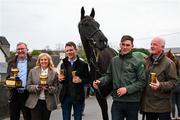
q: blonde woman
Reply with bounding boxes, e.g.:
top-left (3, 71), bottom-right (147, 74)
top-left (25, 53), bottom-right (58, 120)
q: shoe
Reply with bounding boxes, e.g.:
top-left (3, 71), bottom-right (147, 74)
top-left (171, 118), bottom-right (176, 120)
top-left (177, 117), bottom-right (180, 120)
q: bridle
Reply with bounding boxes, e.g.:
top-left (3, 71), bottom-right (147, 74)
top-left (84, 28), bottom-right (104, 77)
top-left (86, 29), bottom-right (101, 47)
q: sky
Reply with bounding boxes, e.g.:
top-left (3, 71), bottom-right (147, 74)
top-left (0, 0), bottom-right (180, 51)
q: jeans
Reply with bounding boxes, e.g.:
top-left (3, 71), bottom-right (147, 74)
top-left (111, 101), bottom-right (139, 120)
top-left (145, 112), bottom-right (171, 120)
top-left (61, 96), bottom-right (84, 120)
top-left (171, 84), bottom-right (180, 118)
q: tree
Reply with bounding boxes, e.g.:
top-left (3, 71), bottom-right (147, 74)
top-left (77, 43), bottom-right (87, 61)
top-left (30, 50), bottom-right (40, 56)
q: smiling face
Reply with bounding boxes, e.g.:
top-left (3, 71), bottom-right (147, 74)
top-left (16, 43), bottom-right (28, 60)
top-left (150, 37), bottom-right (165, 57)
top-left (39, 55), bottom-right (49, 69)
top-left (65, 45), bottom-right (77, 61)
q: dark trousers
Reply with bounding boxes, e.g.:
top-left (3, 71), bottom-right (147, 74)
top-left (171, 84), bottom-right (180, 118)
top-left (111, 101), bottom-right (139, 120)
top-left (61, 96), bottom-right (84, 120)
top-left (9, 91), bottom-right (31, 120)
top-left (31, 100), bottom-right (51, 120)
top-left (145, 112), bottom-right (171, 120)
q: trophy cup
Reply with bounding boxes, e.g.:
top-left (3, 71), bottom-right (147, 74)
top-left (72, 71), bottom-right (76, 78)
top-left (150, 72), bottom-right (157, 83)
top-left (60, 69), bottom-right (64, 76)
top-left (5, 68), bottom-right (22, 88)
top-left (39, 74), bottom-right (48, 87)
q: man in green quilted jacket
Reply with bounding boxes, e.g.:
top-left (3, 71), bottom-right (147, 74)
top-left (93, 35), bottom-right (146, 120)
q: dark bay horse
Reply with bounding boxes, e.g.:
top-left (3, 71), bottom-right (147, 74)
top-left (78, 7), bottom-right (117, 120)
top-left (166, 49), bottom-right (180, 119)
top-left (166, 49), bottom-right (180, 76)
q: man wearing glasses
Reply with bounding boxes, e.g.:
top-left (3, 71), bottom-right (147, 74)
top-left (6, 42), bottom-right (36, 120)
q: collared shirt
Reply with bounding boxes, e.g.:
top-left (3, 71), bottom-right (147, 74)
top-left (17, 58), bottom-right (27, 89)
top-left (41, 68), bottom-right (48, 75)
top-left (68, 57), bottom-right (77, 66)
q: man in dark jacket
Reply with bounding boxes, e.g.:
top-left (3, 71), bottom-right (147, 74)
top-left (59, 41), bottom-right (89, 120)
top-left (93, 35), bottom-right (146, 120)
top-left (141, 37), bottom-right (178, 120)
top-left (6, 42), bottom-right (36, 120)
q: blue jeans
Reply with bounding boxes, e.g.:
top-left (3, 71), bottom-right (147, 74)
top-left (111, 101), bottom-right (139, 120)
top-left (61, 96), bottom-right (84, 120)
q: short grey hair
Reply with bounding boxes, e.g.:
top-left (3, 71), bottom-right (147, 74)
top-left (16, 42), bottom-right (28, 48)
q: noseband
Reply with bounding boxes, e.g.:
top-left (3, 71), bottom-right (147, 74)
top-left (87, 29), bottom-right (101, 47)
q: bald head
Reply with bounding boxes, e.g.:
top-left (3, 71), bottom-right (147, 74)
top-left (150, 36), bottom-right (165, 56)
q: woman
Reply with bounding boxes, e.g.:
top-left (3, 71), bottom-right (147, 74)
top-left (25, 53), bottom-right (58, 120)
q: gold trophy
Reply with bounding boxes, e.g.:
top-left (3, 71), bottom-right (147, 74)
top-left (72, 71), bottom-right (76, 78)
top-left (39, 74), bottom-right (48, 86)
top-left (60, 69), bottom-right (64, 76)
top-left (150, 72), bottom-right (157, 83)
top-left (5, 68), bottom-right (22, 88)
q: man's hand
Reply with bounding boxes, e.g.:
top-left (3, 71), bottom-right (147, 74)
top-left (93, 80), bottom-right (101, 89)
top-left (58, 74), bottom-right (65, 81)
top-left (149, 79), bottom-right (160, 90)
top-left (72, 76), bottom-right (82, 83)
top-left (117, 87), bottom-right (127, 96)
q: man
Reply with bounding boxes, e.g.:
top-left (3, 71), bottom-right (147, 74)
top-left (59, 41), bottom-right (89, 120)
top-left (93, 35), bottom-right (146, 120)
top-left (141, 37), bottom-right (178, 120)
top-left (6, 42), bottom-right (36, 120)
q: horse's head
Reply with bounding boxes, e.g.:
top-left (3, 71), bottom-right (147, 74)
top-left (78, 7), bottom-right (108, 50)
top-left (166, 49), bottom-right (180, 76)
top-left (166, 49), bottom-right (177, 63)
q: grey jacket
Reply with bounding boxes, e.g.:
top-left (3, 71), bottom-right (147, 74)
top-left (25, 68), bottom-right (58, 111)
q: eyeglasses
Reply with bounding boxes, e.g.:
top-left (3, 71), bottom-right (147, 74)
top-left (16, 48), bottom-right (27, 51)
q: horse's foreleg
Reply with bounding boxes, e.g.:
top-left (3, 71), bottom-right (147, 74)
top-left (95, 90), bottom-right (109, 120)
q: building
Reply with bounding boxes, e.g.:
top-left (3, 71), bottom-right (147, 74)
top-left (0, 36), bottom-right (10, 119)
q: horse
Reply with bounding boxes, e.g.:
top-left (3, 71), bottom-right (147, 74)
top-left (166, 49), bottom-right (180, 119)
top-left (166, 49), bottom-right (180, 76)
top-left (78, 7), bottom-right (117, 120)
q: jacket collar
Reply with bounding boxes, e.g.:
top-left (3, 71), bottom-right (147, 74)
top-left (63, 56), bottom-right (80, 63)
top-left (119, 50), bottom-right (133, 58)
top-left (148, 52), bottom-right (165, 65)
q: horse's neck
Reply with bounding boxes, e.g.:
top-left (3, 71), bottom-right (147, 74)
top-left (81, 39), bottom-right (96, 64)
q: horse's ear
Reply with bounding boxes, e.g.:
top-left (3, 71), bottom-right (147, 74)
top-left (81, 6), bottom-right (85, 20)
top-left (90, 8), bottom-right (95, 18)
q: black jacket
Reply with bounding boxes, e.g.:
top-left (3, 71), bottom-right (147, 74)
top-left (59, 56), bottom-right (90, 103)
